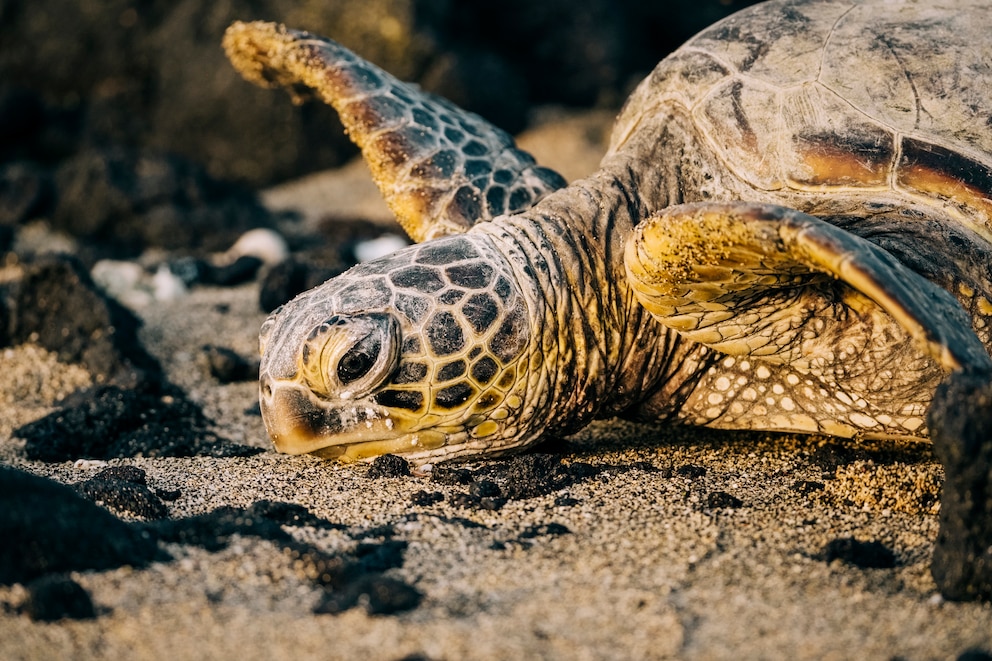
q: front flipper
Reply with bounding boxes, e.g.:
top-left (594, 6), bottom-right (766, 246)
top-left (625, 201), bottom-right (992, 374)
top-left (223, 21), bottom-right (566, 242)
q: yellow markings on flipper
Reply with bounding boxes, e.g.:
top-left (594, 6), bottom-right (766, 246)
top-left (979, 297), bottom-right (992, 316)
top-left (628, 201), bottom-right (992, 375)
top-left (471, 421), bottom-right (500, 438)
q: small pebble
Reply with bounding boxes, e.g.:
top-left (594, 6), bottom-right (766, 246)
top-left (366, 454), bottom-right (411, 479)
top-left (201, 345), bottom-right (257, 383)
top-left (353, 234), bottom-right (408, 262)
top-left (820, 537), bottom-right (896, 569)
top-left (705, 491), bottom-right (743, 509)
top-left (23, 575), bottom-right (97, 622)
top-left (223, 228), bottom-right (289, 265)
top-left (151, 264), bottom-right (187, 301)
top-left (410, 491), bottom-right (444, 506)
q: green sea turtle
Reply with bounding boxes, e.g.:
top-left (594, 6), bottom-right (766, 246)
top-left (224, 0), bottom-right (992, 599)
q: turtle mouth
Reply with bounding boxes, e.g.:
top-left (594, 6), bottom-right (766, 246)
top-left (260, 381), bottom-right (400, 454)
top-left (260, 378), bottom-right (459, 461)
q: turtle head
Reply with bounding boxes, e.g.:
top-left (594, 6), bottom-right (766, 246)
top-left (258, 235), bottom-right (536, 464)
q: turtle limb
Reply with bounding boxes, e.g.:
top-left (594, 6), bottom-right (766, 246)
top-left (624, 201), bottom-right (992, 375)
top-left (223, 21), bottom-right (566, 242)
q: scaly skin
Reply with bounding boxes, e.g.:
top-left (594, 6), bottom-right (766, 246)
top-left (227, 4), bottom-right (992, 460)
top-left (226, 0), bottom-right (992, 600)
top-left (256, 167), bottom-right (685, 463)
top-left (223, 21), bottom-right (565, 242)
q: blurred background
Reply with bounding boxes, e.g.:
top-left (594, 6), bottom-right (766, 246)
top-left (1, 0), bottom-right (761, 186)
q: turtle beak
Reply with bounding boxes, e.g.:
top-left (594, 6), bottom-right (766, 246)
top-left (259, 378), bottom-right (344, 455)
top-left (259, 373), bottom-right (405, 456)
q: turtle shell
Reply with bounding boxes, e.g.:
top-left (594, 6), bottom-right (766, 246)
top-left (611, 0), bottom-right (992, 241)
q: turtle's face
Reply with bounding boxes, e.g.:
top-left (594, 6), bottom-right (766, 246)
top-left (258, 235), bottom-right (534, 463)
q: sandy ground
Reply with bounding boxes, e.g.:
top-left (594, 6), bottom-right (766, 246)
top-left (2, 110), bottom-right (991, 660)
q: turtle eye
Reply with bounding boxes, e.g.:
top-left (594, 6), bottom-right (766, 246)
top-left (337, 331), bottom-right (382, 384)
top-left (307, 312), bottom-right (400, 398)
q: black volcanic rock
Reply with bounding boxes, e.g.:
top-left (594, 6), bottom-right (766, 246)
top-left (0, 254), bottom-right (160, 386)
top-left (928, 370), bottom-right (992, 601)
top-left (0, 467), bottom-right (163, 586)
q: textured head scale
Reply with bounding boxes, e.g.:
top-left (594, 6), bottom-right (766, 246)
top-left (258, 235), bottom-right (534, 462)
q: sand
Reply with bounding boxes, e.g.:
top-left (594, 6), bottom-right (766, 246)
top-left (1, 110), bottom-right (991, 661)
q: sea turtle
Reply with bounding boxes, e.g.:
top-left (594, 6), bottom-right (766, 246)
top-left (223, 0), bottom-right (992, 599)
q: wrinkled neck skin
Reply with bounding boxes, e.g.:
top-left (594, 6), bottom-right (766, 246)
top-left (476, 150), bottom-right (704, 441)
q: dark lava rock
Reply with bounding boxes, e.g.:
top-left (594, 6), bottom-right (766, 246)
top-left (354, 540), bottom-right (408, 574)
top-left (410, 490), bottom-right (444, 506)
top-left (820, 537), bottom-right (897, 569)
top-left (436, 454), bottom-right (606, 508)
top-left (469, 479), bottom-right (502, 499)
top-left (353, 522), bottom-right (399, 540)
top-left (0, 466), bottom-right (162, 585)
top-left (0, 161), bottom-right (52, 226)
top-left (93, 465), bottom-right (149, 485)
top-left (958, 650), bottom-right (992, 661)
top-left (74, 472), bottom-right (170, 520)
top-left (448, 493), bottom-right (481, 509)
top-left (0, 253), bottom-right (160, 385)
top-left (52, 148), bottom-right (272, 262)
top-left (448, 492), bottom-right (506, 512)
top-left (2, 473), bottom-right (419, 616)
top-left (810, 443), bottom-right (868, 472)
top-left (156, 488), bottom-right (182, 501)
top-left (450, 0), bottom-right (626, 109)
top-left (429, 466), bottom-right (474, 486)
top-left (314, 574), bottom-right (422, 616)
top-left (473, 453), bottom-right (589, 500)
top-left (258, 257), bottom-right (344, 313)
top-left (15, 381), bottom-right (261, 461)
top-left (491, 522), bottom-right (571, 551)
top-left (170, 255), bottom-right (264, 288)
top-left (208, 255), bottom-right (265, 286)
top-left (928, 370), bottom-right (992, 601)
top-left (792, 480), bottom-right (825, 495)
top-left (0, 225), bottom-right (12, 253)
top-left (705, 491), bottom-right (743, 509)
top-left (519, 523), bottom-right (570, 539)
top-left (201, 344), bottom-right (257, 383)
top-left (554, 494), bottom-right (580, 507)
top-left (675, 464), bottom-right (707, 479)
top-left (465, 479), bottom-right (507, 510)
top-left (367, 454), bottom-right (412, 479)
top-left (23, 575), bottom-right (97, 622)
top-left (249, 500), bottom-right (347, 531)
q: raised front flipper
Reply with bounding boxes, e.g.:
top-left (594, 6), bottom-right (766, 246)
top-left (223, 21), bottom-right (566, 242)
top-left (625, 202), bottom-right (992, 375)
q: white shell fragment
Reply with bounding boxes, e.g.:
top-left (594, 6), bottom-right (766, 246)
top-left (222, 228), bottom-right (289, 266)
top-left (353, 234), bottom-right (409, 263)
